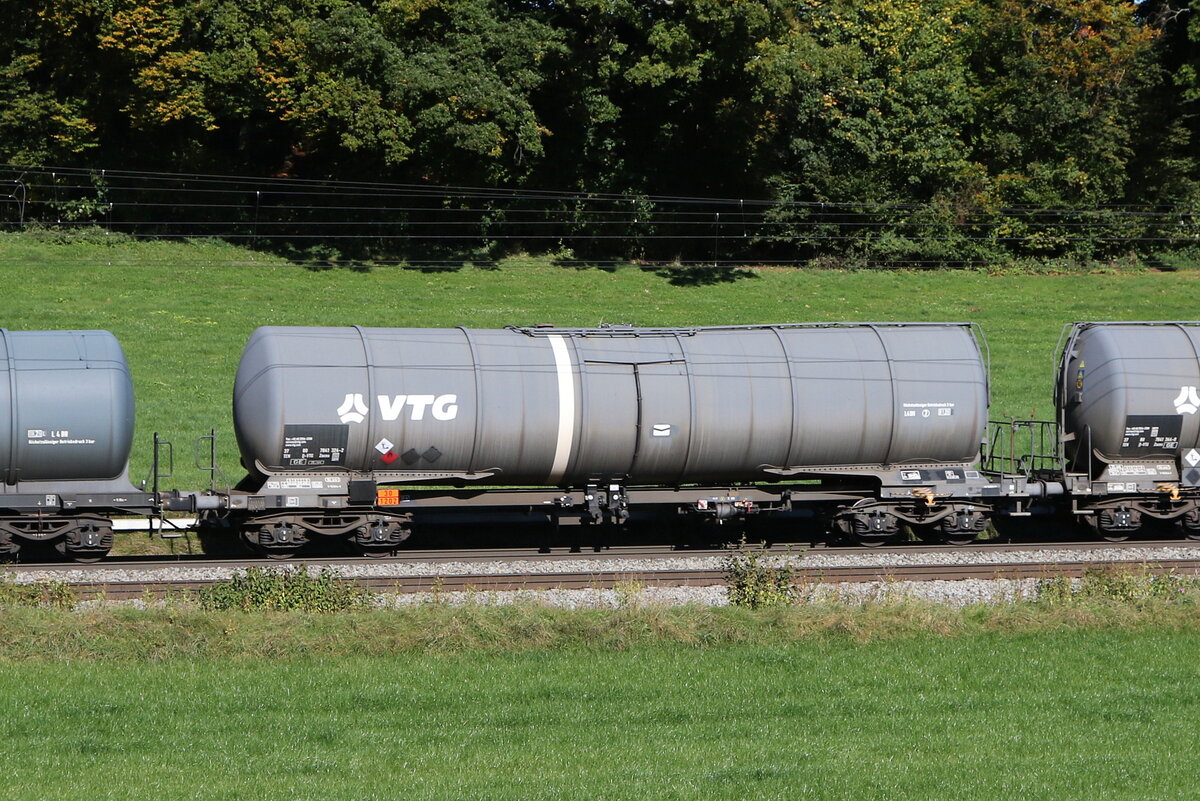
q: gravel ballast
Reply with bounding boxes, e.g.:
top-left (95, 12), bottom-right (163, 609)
top-left (375, 578), bottom-right (1045, 609)
top-left (8, 544), bottom-right (1200, 585)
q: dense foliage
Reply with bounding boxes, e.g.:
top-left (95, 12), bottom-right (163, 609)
top-left (2, 0), bottom-right (1198, 263)
top-left (197, 567), bottom-right (368, 612)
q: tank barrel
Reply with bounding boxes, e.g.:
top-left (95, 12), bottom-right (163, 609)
top-left (233, 323), bottom-right (989, 487)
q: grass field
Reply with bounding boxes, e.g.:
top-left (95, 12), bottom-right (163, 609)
top-left (0, 628), bottom-right (1197, 800)
top-left (4, 233), bottom-right (1200, 491)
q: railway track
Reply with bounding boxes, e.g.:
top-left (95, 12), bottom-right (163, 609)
top-left (60, 560), bottom-right (1200, 601)
top-left (11, 539), bottom-right (1200, 601)
top-left (14, 536), bottom-right (1200, 572)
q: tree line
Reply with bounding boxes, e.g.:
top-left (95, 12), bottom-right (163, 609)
top-left (3, 0), bottom-right (1198, 265)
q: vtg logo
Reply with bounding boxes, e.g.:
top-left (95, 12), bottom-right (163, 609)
top-left (1174, 386), bottom-right (1200, 415)
top-left (336, 394), bottom-right (369, 423)
top-left (337, 393), bottom-right (459, 423)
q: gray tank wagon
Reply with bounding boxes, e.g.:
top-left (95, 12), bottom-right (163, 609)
top-left (0, 329), bottom-right (156, 559)
top-left (219, 323), bottom-right (1001, 555)
top-left (1054, 321), bottom-right (1200, 539)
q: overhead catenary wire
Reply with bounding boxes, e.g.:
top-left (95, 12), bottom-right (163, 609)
top-left (1, 163), bottom-right (1196, 269)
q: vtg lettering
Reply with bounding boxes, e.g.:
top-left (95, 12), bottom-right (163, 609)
top-left (377, 394), bottom-right (458, 421)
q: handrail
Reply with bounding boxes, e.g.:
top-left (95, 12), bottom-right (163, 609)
top-left (983, 419), bottom-right (1059, 476)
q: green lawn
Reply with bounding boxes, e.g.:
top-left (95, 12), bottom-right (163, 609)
top-left (0, 631), bottom-right (1196, 800)
top-left (4, 234), bottom-right (1199, 491)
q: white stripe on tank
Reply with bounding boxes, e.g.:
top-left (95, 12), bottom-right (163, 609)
top-left (547, 334), bottom-right (575, 484)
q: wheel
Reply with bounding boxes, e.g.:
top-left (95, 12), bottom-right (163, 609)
top-left (843, 510), bottom-right (899, 547)
top-left (937, 510), bottom-right (985, 546)
top-left (0, 537), bottom-right (20, 562)
top-left (262, 550), bottom-right (297, 560)
top-left (243, 525), bottom-right (303, 560)
top-left (1097, 508), bottom-right (1139, 541)
top-left (1175, 512), bottom-right (1200, 541)
top-left (54, 526), bottom-right (112, 563)
top-left (350, 520), bottom-right (409, 555)
top-left (1082, 511), bottom-right (1136, 543)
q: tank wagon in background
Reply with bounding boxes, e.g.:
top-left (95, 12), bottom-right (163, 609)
top-left (1046, 322), bottom-right (1200, 540)
top-left (5, 320), bottom-right (1200, 561)
top-left (0, 329), bottom-right (157, 560)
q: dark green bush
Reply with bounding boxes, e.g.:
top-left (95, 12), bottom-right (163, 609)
top-left (1037, 566), bottom-right (1200, 606)
top-left (723, 541), bottom-right (798, 609)
top-left (0, 575), bottom-right (75, 608)
top-left (197, 567), bottom-right (367, 613)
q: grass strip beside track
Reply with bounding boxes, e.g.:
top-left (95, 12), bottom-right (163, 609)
top-left (0, 623), bottom-right (1197, 800)
top-left (1, 600), bottom-right (1200, 658)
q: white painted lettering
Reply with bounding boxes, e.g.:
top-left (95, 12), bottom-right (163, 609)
top-left (432, 394), bottom-right (459, 421)
top-left (406, 394), bottom-right (436, 420)
top-left (366, 393), bottom-right (461, 422)
top-left (377, 395), bottom-right (408, 421)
